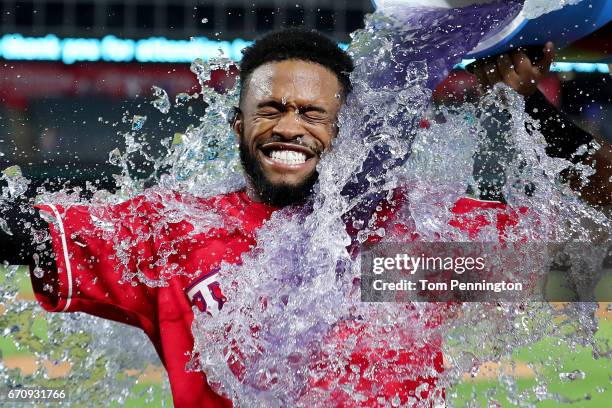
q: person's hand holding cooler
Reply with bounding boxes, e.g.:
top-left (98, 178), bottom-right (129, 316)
top-left (469, 42), bottom-right (555, 97)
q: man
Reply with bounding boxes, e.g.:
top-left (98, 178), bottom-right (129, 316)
top-left (0, 28), bottom-right (610, 407)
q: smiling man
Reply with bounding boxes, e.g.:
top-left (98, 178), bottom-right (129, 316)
top-left (1, 27), bottom-right (611, 407)
top-left (233, 32), bottom-right (352, 206)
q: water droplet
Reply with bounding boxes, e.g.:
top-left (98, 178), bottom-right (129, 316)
top-left (151, 86), bottom-right (171, 114)
top-left (108, 148), bottom-right (122, 165)
top-left (33, 267), bottom-right (44, 278)
top-left (559, 369), bottom-right (586, 381)
top-left (131, 115), bottom-right (147, 131)
top-left (175, 92), bottom-right (192, 106)
top-left (172, 133), bottom-right (184, 146)
top-left (2, 165), bottom-right (22, 178)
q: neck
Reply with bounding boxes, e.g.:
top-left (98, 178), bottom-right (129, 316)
top-left (245, 179), bottom-right (264, 203)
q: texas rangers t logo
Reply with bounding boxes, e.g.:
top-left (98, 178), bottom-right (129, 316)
top-left (185, 268), bottom-right (227, 316)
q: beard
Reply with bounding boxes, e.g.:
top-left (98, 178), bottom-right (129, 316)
top-left (239, 136), bottom-right (319, 207)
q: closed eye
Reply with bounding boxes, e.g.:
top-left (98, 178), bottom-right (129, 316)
top-left (302, 111), bottom-right (328, 121)
top-left (257, 108), bottom-right (282, 118)
top-left (301, 112), bottom-right (333, 126)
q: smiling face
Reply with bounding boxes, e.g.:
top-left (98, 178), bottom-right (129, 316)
top-left (233, 59), bottom-right (344, 206)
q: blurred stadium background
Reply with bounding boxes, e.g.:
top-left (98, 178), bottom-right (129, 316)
top-left (0, 0), bottom-right (610, 197)
top-left (0, 2), bottom-right (610, 406)
top-left (0, 0), bottom-right (374, 192)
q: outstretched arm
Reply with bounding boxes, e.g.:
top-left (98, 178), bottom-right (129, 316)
top-left (471, 42), bottom-right (612, 206)
top-left (525, 90), bottom-right (612, 206)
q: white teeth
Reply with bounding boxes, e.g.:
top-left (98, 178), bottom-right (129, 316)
top-left (269, 150), bottom-right (307, 165)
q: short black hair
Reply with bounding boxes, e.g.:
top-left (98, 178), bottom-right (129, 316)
top-left (238, 28), bottom-right (354, 106)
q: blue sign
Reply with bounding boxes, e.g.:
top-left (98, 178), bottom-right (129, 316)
top-left (0, 33), bottom-right (608, 74)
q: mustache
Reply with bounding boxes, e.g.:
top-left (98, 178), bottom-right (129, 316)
top-left (239, 136), bottom-right (319, 206)
top-left (258, 135), bottom-right (323, 157)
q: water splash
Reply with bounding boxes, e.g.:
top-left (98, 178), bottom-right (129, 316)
top-left (131, 114), bottom-right (147, 131)
top-left (522, 0), bottom-right (584, 19)
top-left (151, 86), bottom-right (171, 115)
top-left (187, 4), bottom-right (608, 408)
top-left (1, 0), bottom-right (609, 406)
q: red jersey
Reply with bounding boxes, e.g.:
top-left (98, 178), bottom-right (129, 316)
top-left (30, 188), bottom-right (524, 407)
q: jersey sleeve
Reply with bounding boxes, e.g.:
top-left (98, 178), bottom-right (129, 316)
top-left (30, 195), bottom-right (163, 334)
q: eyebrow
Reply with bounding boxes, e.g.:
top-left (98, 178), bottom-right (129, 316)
top-left (256, 99), bottom-right (328, 114)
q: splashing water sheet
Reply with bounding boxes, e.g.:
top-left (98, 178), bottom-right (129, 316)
top-left (1, 0), bottom-right (610, 407)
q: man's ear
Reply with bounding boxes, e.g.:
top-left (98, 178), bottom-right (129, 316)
top-left (231, 107), bottom-right (243, 141)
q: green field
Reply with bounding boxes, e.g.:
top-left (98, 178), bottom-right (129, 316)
top-left (451, 319), bottom-right (611, 407)
top-left (1, 266), bottom-right (610, 407)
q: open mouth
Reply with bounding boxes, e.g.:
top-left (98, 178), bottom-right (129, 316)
top-left (259, 142), bottom-right (317, 166)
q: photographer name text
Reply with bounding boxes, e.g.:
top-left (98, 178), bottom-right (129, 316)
top-left (370, 254), bottom-right (523, 293)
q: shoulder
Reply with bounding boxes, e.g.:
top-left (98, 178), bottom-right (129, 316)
top-left (375, 189), bottom-right (531, 240)
top-left (35, 188), bottom-right (238, 237)
top-left (121, 188), bottom-right (257, 239)
top-left (97, 188), bottom-right (240, 220)
top-left (448, 197), bottom-right (530, 239)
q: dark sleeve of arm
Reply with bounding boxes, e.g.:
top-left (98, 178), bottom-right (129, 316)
top-left (0, 198), bottom-right (51, 266)
top-left (525, 90), bottom-right (595, 163)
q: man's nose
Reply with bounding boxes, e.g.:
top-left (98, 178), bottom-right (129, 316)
top-left (272, 111), bottom-right (304, 140)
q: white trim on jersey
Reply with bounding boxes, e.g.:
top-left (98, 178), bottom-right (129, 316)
top-left (46, 204), bottom-right (73, 312)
